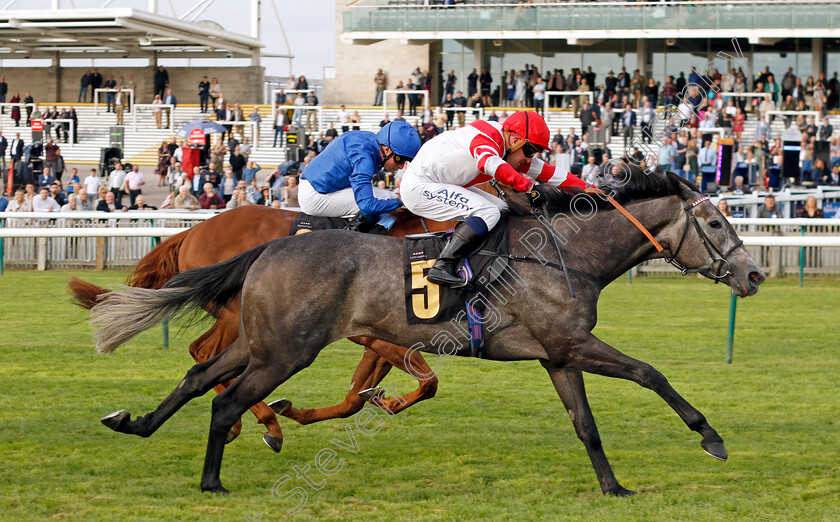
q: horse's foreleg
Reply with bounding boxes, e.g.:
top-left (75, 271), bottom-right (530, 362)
top-left (566, 334), bottom-right (727, 461)
top-left (190, 308), bottom-right (284, 447)
top-left (363, 337), bottom-right (438, 415)
top-left (279, 347), bottom-right (389, 425)
top-left (541, 361), bottom-right (635, 496)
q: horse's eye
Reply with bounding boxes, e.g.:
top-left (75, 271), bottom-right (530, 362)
top-left (709, 220), bottom-right (722, 229)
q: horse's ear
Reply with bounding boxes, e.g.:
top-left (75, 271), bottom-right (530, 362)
top-left (666, 171), bottom-right (697, 201)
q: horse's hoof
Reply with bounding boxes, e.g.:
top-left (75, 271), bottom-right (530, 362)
top-left (225, 429), bottom-right (239, 445)
top-left (101, 409), bottom-right (130, 432)
top-left (263, 433), bottom-right (284, 454)
top-left (701, 440), bottom-right (728, 461)
top-left (358, 387), bottom-right (382, 402)
top-left (606, 486), bottom-right (637, 497)
top-left (268, 398), bottom-right (292, 415)
top-left (201, 483), bottom-right (230, 495)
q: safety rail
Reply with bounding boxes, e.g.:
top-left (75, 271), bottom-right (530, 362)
top-left (39, 119), bottom-right (76, 146)
top-left (132, 104), bottom-right (176, 133)
top-left (93, 88), bottom-right (135, 116)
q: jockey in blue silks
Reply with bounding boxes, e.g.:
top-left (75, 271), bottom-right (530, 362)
top-left (298, 121), bottom-right (422, 233)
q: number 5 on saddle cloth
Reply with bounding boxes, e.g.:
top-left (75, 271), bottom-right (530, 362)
top-left (403, 218), bottom-right (514, 358)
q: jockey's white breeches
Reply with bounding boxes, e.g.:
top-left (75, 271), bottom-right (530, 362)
top-left (298, 179), bottom-right (398, 218)
top-left (400, 169), bottom-right (508, 229)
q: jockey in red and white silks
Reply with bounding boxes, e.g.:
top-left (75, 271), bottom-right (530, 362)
top-left (400, 110), bottom-right (586, 287)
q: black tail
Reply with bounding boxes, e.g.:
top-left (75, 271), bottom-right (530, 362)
top-left (162, 242), bottom-right (272, 318)
top-left (90, 242), bottom-right (272, 353)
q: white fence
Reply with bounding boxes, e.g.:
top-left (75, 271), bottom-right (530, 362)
top-left (0, 211), bottom-right (220, 271)
top-left (2, 211), bottom-right (840, 276)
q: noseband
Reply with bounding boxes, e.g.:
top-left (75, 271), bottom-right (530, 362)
top-left (662, 196), bottom-right (744, 281)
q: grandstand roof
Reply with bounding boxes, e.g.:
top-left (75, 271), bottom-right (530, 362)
top-left (0, 8), bottom-right (273, 59)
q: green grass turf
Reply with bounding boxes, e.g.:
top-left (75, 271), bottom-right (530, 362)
top-left (1, 270), bottom-right (839, 521)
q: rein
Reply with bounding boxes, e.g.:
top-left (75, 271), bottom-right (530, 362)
top-left (585, 187), bottom-right (742, 281)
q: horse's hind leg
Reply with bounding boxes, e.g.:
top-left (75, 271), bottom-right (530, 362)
top-left (102, 338), bottom-right (249, 438)
top-left (190, 306), bottom-right (284, 447)
top-left (202, 358), bottom-right (311, 494)
top-left (541, 361), bottom-right (635, 496)
top-left (363, 337), bottom-right (438, 415)
top-left (278, 346), bottom-right (391, 425)
top-left (567, 334), bottom-right (727, 460)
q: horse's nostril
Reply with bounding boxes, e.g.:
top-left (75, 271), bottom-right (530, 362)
top-left (749, 271), bottom-right (764, 282)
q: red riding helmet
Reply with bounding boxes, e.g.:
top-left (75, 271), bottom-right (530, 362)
top-left (502, 110), bottom-right (550, 153)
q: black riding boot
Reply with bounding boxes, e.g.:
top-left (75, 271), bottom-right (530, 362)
top-left (345, 213), bottom-right (388, 235)
top-left (427, 224), bottom-right (484, 288)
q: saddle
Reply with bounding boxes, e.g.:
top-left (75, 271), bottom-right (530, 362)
top-left (402, 215), bottom-right (513, 357)
top-left (288, 208), bottom-right (417, 236)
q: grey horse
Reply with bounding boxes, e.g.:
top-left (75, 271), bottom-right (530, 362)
top-left (91, 169), bottom-right (765, 495)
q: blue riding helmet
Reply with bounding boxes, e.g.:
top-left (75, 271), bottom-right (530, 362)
top-left (377, 121), bottom-right (422, 162)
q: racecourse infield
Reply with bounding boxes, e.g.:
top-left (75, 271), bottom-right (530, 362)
top-left (1, 270), bottom-right (838, 521)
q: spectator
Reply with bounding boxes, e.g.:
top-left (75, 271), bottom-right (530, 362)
top-left (173, 185), bottom-right (200, 210)
top-left (78, 71), bottom-right (91, 103)
top-left (579, 99), bottom-right (597, 138)
top-left (96, 190), bottom-right (124, 212)
top-left (7, 189), bottom-right (31, 212)
top-left (229, 145), bottom-right (246, 179)
top-left (479, 66), bottom-right (493, 106)
top-left (0, 192), bottom-right (6, 212)
top-left (90, 68), bottom-right (103, 98)
top-left (225, 188), bottom-right (251, 209)
top-left (394, 80), bottom-right (406, 113)
top-left (108, 162), bottom-right (126, 205)
top-left (728, 175), bottom-right (747, 195)
top-left (532, 77), bottom-right (546, 114)
top-left (249, 106), bottom-right (263, 142)
top-left (824, 164), bottom-right (840, 185)
top-left (82, 168), bottom-right (100, 194)
top-left (442, 93), bottom-right (455, 130)
top-left (163, 88), bottom-right (177, 127)
top-left (209, 78), bottom-right (222, 108)
top-left (581, 155), bottom-right (601, 186)
top-left (125, 164), bottom-right (146, 206)
top-left (281, 175), bottom-right (299, 208)
top-left (219, 169), bottom-right (237, 202)
top-left (103, 75), bottom-right (117, 112)
top-left (717, 199), bottom-right (733, 217)
top-left (699, 140), bottom-right (716, 170)
top-left (114, 87), bottom-right (128, 125)
top-left (0, 130), bottom-right (6, 174)
top-left (32, 186), bottom-right (60, 212)
top-left (154, 65), bottom-right (169, 99)
top-left (10, 92), bottom-right (20, 127)
top-left (198, 76), bottom-right (210, 113)
top-left (215, 92), bottom-right (227, 121)
top-left (67, 107), bottom-right (79, 143)
top-left (49, 182), bottom-right (66, 206)
top-left (639, 100), bottom-right (655, 144)
top-left (454, 91), bottom-right (468, 127)
top-left (61, 193), bottom-right (81, 212)
top-left (796, 195), bottom-right (823, 218)
top-left (620, 104), bottom-right (636, 147)
top-left (757, 194), bottom-right (782, 218)
top-left (38, 167), bottom-right (55, 189)
top-left (336, 104), bottom-right (350, 133)
top-left (273, 103), bottom-right (289, 147)
top-left (374, 68), bottom-right (386, 106)
top-left (644, 78), bottom-right (658, 107)
top-left (77, 188), bottom-right (92, 210)
top-left (65, 168), bottom-right (80, 193)
top-left (198, 182), bottom-right (223, 209)
top-left (0, 76), bottom-right (6, 114)
top-left (657, 137), bottom-right (676, 173)
top-left (305, 92), bottom-right (318, 132)
top-left (819, 120), bottom-right (834, 141)
top-left (128, 194), bottom-right (157, 211)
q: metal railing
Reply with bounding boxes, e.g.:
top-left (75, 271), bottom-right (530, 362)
top-left (344, 1), bottom-right (840, 34)
top-left (93, 88), bottom-right (135, 116)
top-left (132, 104), bottom-right (176, 132)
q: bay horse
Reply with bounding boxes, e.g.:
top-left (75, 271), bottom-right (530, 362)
top-left (70, 205), bottom-right (458, 451)
top-left (90, 170), bottom-right (765, 494)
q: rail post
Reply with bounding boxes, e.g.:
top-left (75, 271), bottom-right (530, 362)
top-left (725, 293), bottom-right (737, 364)
top-left (152, 233), bottom-right (169, 349)
top-left (799, 225), bottom-right (805, 287)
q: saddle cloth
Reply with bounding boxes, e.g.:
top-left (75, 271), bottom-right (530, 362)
top-left (288, 213), bottom-right (348, 236)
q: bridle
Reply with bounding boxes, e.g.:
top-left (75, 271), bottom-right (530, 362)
top-left (589, 187), bottom-right (743, 281)
top-left (661, 195), bottom-right (743, 281)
